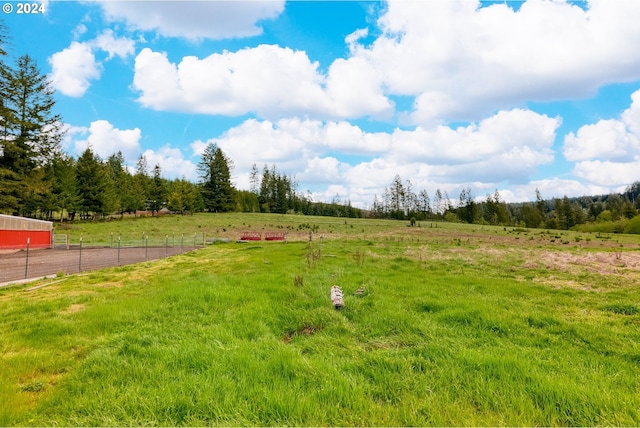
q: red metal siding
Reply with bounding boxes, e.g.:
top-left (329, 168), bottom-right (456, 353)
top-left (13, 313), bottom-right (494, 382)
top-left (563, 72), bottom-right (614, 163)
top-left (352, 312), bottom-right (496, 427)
top-left (0, 230), bottom-right (52, 249)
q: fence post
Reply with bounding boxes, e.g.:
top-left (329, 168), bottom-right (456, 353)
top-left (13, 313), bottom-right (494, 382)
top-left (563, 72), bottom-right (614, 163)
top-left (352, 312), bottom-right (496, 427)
top-left (202, 232), bottom-right (206, 248)
top-left (181, 233), bottom-right (184, 251)
top-left (165, 235), bottom-right (168, 258)
top-left (118, 236), bottom-right (121, 266)
top-left (24, 238), bottom-right (30, 279)
top-left (145, 235), bottom-right (148, 260)
top-left (79, 236), bottom-right (83, 272)
top-left (110, 232), bottom-right (114, 248)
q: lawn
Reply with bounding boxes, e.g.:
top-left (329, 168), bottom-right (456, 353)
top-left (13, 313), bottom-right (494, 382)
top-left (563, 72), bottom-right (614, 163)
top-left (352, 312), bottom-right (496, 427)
top-left (1, 214), bottom-right (639, 425)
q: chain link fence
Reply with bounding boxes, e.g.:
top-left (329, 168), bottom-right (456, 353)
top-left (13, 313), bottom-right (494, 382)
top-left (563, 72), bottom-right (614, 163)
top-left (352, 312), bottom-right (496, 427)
top-left (0, 233), bottom-right (208, 285)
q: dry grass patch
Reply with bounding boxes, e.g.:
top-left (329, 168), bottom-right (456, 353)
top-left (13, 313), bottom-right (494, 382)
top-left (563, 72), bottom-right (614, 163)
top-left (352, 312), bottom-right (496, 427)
top-left (61, 304), bottom-right (86, 315)
top-left (534, 250), bottom-right (640, 276)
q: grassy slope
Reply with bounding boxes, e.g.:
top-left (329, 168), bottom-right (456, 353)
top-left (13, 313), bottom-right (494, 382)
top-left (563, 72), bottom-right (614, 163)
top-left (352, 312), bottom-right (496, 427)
top-left (1, 214), bottom-right (639, 426)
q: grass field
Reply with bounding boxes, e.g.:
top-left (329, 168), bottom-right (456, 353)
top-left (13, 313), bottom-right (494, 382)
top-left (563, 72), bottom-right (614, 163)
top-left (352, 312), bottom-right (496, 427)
top-left (1, 213), bottom-right (639, 425)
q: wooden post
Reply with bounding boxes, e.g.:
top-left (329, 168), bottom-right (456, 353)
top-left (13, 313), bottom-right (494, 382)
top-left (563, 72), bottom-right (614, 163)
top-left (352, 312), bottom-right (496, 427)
top-left (24, 238), bottom-right (30, 279)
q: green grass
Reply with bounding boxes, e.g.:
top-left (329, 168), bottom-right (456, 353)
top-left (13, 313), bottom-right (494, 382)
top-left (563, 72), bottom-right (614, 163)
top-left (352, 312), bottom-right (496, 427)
top-left (2, 214), bottom-right (640, 425)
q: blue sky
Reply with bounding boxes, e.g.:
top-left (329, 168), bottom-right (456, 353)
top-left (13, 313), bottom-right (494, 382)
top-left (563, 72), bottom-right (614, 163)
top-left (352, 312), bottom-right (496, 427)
top-left (3, 0), bottom-right (640, 208)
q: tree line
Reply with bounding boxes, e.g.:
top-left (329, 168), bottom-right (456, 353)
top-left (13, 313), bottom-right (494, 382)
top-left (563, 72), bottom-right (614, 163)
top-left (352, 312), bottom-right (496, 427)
top-left (0, 20), bottom-right (361, 221)
top-left (369, 174), bottom-right (640, 232)
top-left (4, 19), bottom-right (636, 228)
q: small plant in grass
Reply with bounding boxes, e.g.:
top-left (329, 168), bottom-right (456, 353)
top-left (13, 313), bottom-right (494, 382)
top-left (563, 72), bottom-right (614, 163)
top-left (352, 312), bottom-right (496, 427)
top-left (21, 381), bottom-right (45, 392)
top-left (604, 303), bottom-right (639, 315)
top-left (293, 275), bottom-right (303, 287)
top-left (352, 249), bottom-right (365, 266)
top-left (306, 247), bottom-right (321, 268)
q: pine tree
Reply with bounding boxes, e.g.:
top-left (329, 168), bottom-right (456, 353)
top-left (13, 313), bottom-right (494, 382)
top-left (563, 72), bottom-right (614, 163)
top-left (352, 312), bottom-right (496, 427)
top-left (75, 148), bottom-right (108, 218)
top-left (1, 53), bottom-right (64, 214)
top-left (2, 55), bottom-right (63, 173)
top-left (0, 28), bottom-right (23, 215)
top-left (198, 143), bottom-right (234, 212)
top-left (132, 155), bottom-right (150, 213)
top-left (0, 18), bottom-right (12, 143)
top-left (249, 162), bottom-right (260, 194)
top-left (148, 164), bottom-right (166, 213)
top-left (418, 189), bottom-right (431, 218)
top-left (50, 153), bottom-right (80, 220)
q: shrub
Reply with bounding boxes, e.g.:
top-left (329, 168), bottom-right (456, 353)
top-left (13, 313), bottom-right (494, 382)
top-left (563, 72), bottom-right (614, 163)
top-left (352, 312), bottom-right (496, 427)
top-left (623, 215), bottom-right (640, 234)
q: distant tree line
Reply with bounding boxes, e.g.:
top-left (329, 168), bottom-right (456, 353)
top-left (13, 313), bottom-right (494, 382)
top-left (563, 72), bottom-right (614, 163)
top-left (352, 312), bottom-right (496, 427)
top-left (369, 174), bottom-right (640, 233)
top-left (240, 163), bottom-right (360, 217)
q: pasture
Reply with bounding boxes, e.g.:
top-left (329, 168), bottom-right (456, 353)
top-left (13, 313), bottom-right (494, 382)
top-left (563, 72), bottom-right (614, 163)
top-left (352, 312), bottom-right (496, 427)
top-left (1, 213), bottom-right (639, 425)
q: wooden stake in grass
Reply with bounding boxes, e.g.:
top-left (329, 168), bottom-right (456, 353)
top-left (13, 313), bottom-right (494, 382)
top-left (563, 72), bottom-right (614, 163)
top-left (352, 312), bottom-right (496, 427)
top-left (330, 285), bottom-right (344, 309)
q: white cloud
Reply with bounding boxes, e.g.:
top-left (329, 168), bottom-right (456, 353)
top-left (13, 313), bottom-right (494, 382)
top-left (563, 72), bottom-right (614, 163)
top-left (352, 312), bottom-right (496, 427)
top-left (132, 45), bottom-right (392, 120)
top-left (498, 178), bottom-right (611, 203)
top-left (72, 120), bottom-right (142, 162)
top-left (61, 124), bottom-right (89, 153)
top-left (141, 147), bottom-right (199, 182)
top-left (73, 23), bottom-right (88, 39)
top-left (48, 31), bottom-right (135, 97)
top-left (573, 159), bottom-right (640, 188)
top-left (129, 1), bottom-right (640, 125)
top-left (311, 185), bottom-right (350, 204)
top-left (93, 29), bottom-right (135, 60)
top-left (344, 0), bottom-right (640, 123)
top-left (389, 109), bottom-right (559, 175)
top-left (324, 56), bottom-right (394, 120)
top-left (323, 121), bottom-right (391, 154)
top-left (49, 42), bottom-right (101, 97)
top-left (563, 119), bottom-right (639, 162)
top-left (563, 89), bottom-right (640, 189)
top-left (192, 118), bottom-right (317, 174)
top-left (94, 0), bottom-right (284, 41)
top-left (303, 157), bottom-right (343, 184)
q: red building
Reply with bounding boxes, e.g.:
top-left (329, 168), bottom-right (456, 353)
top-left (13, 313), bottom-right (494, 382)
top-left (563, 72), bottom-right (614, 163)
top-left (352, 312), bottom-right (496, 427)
top-left (0, 214), bottom-right (53, 250)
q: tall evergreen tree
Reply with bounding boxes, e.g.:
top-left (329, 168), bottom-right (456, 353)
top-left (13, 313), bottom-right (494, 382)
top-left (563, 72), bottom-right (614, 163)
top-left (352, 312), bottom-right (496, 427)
top-left (458, 186), bottom-right (477, 223)
top-left (2, 55), bottom-right (63, 173)
top-left (249, 162), bottom-right (260, 195)
top-left (0, 18), bottom-right (12, 143)
top-left (0, 53), bottom-right (64, 214)
top-left (418, 189), bottom-right (431, 218)
top-left (132, 154), bottom-right (151, 213)
top-left (198, 143), bottom-right (234, 212)
top-left (50, 153), bottom-right (79, 220)
top-left (75, 148), bottom-right (108, 218)
top-left (0, 26), bottom-right (22, 215)
top-left (148, 164), bottom-right (166, 213)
